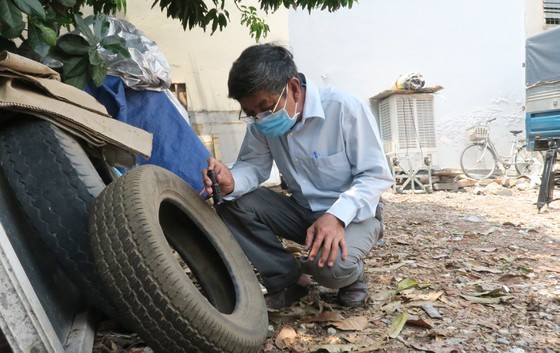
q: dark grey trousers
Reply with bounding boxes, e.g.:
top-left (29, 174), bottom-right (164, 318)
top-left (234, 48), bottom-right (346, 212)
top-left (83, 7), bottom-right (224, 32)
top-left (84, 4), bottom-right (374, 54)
top-left (217, 188), bottom-right (382, 293)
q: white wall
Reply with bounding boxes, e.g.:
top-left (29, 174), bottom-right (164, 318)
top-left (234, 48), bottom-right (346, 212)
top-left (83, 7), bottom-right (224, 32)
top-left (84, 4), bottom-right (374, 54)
top-left (124, 0), bottom-right (289, 111)
top-left (116, 1), bottom-right (547, 169)
top-left (289, 0), bottom-right (527, 169)
top-left (526, 0), bottom-right (546, 37)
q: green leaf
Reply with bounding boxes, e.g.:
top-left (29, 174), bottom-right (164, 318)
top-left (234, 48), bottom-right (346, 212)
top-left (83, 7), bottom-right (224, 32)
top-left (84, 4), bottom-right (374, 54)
top-left (12, 0), bottom-right (45, 20)
top-left (88, 49), bottom-right (103, 66)
top-left (100, 35), bottom-right (130, 58)
top-left (92, 14), bottom-right (109, 40)
top-left (396, 278), bottom-right (419, 293)
top-left (0, 0), bottom-right (25, 39)
top-left (62, 55), bottom-right (88, 78)
top-left (387, 312), bottom-right (408, 339)
top-left (54, 0), bottom-right (76, 7)
top-left (35, 23), bottom-right (57, 46)
top-left (90, 62), bottom-right (107, 87)
top-left (73, 13), bottom-right (95, 44)
top-left (64, 71), bottom-right (88, 89)
top-left (57, 34), bottom-right (90, 55)
top-left (24, 23), bottom-right (50, 57)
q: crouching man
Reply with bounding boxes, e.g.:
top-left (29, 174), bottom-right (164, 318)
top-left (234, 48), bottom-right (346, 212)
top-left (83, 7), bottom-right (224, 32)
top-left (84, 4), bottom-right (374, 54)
top-left (202, 43), bottom-right (393, 309)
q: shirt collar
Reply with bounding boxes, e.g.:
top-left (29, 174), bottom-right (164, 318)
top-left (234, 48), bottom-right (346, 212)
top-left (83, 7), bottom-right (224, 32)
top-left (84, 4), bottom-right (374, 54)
top-left (301, 74), bottom-right (325, 122)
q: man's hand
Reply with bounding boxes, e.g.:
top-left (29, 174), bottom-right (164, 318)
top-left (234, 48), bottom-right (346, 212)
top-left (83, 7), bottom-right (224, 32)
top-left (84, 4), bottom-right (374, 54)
top-left (305, 213), bottom-right (346, 268)
top-left (201, 157), bottom-right (235, 197)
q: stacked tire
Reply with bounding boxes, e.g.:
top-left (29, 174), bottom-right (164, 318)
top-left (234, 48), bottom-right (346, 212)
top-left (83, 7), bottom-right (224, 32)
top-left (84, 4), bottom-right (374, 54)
top-left (0, 116), bottom-right (268, 353)
top-left (89, 165), bottom-right (268, 353)
top-left (0, 116), bottom-right (114, 313)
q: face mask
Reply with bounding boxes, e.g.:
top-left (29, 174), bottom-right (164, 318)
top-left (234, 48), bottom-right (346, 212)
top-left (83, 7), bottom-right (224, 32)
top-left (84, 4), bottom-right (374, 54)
top-left (255, 87), bottom-right (299, 137)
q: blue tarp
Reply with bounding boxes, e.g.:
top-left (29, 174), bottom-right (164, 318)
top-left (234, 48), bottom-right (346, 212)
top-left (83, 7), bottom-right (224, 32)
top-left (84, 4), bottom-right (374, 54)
top-left (84, 75), bottom-right (210, 193)
top-left (526, 26), bottom-right (560, 86)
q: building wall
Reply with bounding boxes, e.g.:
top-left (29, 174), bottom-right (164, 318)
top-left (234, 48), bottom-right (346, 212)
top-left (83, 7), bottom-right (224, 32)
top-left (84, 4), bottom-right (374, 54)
top-left (121, 0), bottom-right (548, 169)
top-left (122, 1), bottom-right (289, 163)
top-left (289, 0), bottom-right (528, 169)
top-left (526, 0), bottom-right (546, 37)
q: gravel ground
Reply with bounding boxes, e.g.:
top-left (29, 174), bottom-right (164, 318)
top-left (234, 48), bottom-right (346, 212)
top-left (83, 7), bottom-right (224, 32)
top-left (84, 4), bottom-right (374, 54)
top-left (258, 181), bottom-right (559, 353)
top-left (94, 180), bottom-right (560, 353)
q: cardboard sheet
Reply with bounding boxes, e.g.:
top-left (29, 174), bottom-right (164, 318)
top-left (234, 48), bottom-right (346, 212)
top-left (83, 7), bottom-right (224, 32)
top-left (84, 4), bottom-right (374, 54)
top-left (0, 51), bottom-right (152, 167)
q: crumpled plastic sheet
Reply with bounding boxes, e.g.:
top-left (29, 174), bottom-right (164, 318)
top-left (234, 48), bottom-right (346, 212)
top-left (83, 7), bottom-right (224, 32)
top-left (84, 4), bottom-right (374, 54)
top-left (88, 16), bottom-right (171, 91)
top-left (392, 72), bottom-right (425, 90)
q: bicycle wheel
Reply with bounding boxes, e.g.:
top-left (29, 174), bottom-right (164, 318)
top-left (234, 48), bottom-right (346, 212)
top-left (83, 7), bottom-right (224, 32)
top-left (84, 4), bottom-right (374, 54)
top-left (514, 149), bottom-right (545, 177)
top-left (460, 143), bottom-right (497, 179)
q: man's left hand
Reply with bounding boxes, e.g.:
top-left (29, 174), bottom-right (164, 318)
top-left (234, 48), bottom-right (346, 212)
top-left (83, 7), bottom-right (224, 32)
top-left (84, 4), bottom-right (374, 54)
top-left (306, 214), bottom-right (346, 268)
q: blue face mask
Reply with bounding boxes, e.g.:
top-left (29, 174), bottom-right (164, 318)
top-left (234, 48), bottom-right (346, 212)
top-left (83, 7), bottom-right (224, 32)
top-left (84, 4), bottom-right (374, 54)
top-left (255, 86), bottom-right (299, 137)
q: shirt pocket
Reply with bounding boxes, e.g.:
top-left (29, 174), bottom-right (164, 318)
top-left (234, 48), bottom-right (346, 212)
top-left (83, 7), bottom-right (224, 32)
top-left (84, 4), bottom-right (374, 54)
top-left (303, 151), bottom-right (352, 190)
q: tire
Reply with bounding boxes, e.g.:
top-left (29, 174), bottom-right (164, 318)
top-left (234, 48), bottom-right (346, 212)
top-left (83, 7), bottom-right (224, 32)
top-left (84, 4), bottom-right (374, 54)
top-left (460, 143), bottom-right (497, 179)
top-left (514, 149), bottom-right (544, 177)
top-left (0, 116), bottom-right (114, 313)
top-left (89, 165), bottom-right (268, 353)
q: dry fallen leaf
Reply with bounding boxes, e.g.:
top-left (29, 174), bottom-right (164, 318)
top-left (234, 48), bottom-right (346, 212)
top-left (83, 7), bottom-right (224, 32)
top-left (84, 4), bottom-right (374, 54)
top-left (275, 325), bottom-right (297, 350)
top-left (368, 262), bottom-right (407, 272)
top-left (370, 289), bottom-right (394, 301)
top-left (262, 342), bottom-right (275, 352)
top-left (460, 294), bottom-right (513, 305)
top-left (406, 315), bottom-right (434, 329)
top-left (536, 266), bottom-right (560, 274)
top-left (472, 247), bottom-right (497, 252)
top-left (401, 291), bottom-right (444, 302)
top-left (333, 316), bottom-right (369, 331)
top-left (311, 343), bottom-right (360, 353)
top-left (497, 274), bottom-right (530, 284)
top-left (421, 302), bottom-right (443, 319)
top-left (471, 266), bottom-right (502, 274)
top-left (304, 311), bottom-right (345, 323)
top-left (381, 301), bottom-right (401, 313)
top-left (407, 339), bottom-right (462, 353)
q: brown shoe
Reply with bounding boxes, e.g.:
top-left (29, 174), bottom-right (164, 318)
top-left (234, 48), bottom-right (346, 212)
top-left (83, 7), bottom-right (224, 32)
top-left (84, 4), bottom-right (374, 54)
top-left (338, 276), bottom-right (368, 307)
top-left (265, 283), bottom-right (309, 310)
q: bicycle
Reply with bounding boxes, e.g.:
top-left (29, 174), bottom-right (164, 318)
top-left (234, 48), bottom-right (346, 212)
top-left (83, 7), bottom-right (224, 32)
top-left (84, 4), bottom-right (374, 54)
top-left (460, 117), bottom-right (545, 180)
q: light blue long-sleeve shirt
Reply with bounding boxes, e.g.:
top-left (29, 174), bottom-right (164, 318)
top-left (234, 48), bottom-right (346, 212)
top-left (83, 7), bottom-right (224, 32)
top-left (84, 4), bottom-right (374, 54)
top-left (227, 76), bottom-right (394, 226)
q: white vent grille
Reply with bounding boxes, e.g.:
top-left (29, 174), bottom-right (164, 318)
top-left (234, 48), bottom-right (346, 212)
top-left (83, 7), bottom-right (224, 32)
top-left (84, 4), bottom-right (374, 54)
top-left (379, 98), bottom-right (392, 153)
top-left (544, 0), bottom-right (560, 25)
top-left (415, 97), bottom-right (436, 148)
top-left (396, 97), bottom-right (418, 149)
top-left (394, 95), bottom-right (436, 150)
top-left (376, 93), bottom-right (438, 166)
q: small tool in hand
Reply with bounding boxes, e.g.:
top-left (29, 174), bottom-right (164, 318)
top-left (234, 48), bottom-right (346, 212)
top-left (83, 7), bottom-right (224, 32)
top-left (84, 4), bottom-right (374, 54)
top-left (207, 169), bottom-right (223, 205)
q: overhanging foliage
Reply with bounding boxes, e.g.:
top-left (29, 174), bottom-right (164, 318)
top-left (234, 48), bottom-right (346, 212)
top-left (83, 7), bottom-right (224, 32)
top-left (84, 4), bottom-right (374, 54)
top-left (0, 0), bottom-right (354, 88)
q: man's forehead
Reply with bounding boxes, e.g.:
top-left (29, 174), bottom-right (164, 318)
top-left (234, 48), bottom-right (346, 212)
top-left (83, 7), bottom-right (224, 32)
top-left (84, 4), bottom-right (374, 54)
top-left (239, 91), bottom-right (277, 111)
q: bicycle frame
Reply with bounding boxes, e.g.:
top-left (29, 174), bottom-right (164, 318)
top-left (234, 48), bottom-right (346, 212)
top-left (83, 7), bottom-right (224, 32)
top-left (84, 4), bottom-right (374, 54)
top-left (477, 135), bottom-right (518, 168)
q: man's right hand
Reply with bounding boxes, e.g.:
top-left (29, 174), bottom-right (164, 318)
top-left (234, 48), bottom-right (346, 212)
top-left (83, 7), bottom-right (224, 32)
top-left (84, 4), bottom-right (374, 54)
top-left (201, 157), bottom-right (235, 197)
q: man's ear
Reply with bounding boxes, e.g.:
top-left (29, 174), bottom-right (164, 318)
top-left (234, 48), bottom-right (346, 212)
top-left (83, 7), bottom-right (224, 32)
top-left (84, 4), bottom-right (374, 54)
top-left (289, 77), bottom-right (302, 101)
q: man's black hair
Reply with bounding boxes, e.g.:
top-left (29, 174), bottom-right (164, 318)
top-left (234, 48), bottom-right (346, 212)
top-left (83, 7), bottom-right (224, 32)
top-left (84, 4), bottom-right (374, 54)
top-left (228, 43), bottom-right (299, 101)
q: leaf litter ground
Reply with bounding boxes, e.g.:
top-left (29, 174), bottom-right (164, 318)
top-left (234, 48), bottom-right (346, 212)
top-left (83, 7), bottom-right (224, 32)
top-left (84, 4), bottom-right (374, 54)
top-left (93, 185), bottom-right (559, 353)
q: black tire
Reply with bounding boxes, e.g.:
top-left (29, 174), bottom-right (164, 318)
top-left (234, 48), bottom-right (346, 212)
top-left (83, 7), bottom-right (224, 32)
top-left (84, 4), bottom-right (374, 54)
top-left (460, 143), bottom-right (497, 179)
top-left (0, 116), bottom-right (114, 314)
top-left (89, 165), bottom-right (268, 353)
